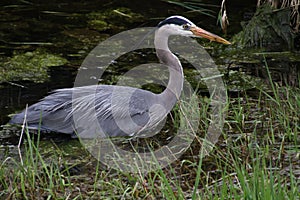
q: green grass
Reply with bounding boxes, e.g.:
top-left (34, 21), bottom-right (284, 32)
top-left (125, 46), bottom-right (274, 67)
top-left (0, 65), bottom-right (299, 199)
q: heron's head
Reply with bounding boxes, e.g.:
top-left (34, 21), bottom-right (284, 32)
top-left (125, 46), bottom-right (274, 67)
top-left (157, 16), bottom-right (230, 44)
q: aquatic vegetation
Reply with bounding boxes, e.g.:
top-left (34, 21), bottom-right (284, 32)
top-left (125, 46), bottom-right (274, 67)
top-left (87, 8), bottom-right (144, 32)
top-left (160, 0), bottom-right (218, 18)
top-left (0, 49), bottom-right (68, 83)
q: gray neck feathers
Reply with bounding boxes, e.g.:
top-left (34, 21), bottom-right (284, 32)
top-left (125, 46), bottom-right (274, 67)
top-left (154, 27), bottom-right (184, 110)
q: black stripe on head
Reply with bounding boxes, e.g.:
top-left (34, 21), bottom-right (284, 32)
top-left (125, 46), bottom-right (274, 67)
top-left (157, 16), bottom-right (190, 28)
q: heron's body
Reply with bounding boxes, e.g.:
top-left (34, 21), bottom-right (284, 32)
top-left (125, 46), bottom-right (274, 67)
top-left (12, 85), bottom-right (166, 137)
top-left (10, 16), bottom-right (230, 138)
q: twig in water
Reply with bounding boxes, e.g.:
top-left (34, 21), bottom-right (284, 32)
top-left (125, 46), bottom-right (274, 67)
top-left (6, 81), bottom-right (26, 88)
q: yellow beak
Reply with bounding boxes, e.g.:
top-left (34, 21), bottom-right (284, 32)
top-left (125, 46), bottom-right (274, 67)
top-left (190, 26), bottom-right (231, 45)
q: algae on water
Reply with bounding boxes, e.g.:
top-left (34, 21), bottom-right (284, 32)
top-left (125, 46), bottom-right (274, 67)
top-left (87, 7), bottom-right (144, 32)
top-left (0, 49), bottom-right (68, 83)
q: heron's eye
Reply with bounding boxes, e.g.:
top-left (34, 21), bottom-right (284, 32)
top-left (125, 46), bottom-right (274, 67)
top-left (182, 24), bottom-right (190, 30)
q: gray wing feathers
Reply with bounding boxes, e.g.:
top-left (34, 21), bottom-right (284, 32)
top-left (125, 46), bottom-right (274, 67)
top-left (10, 85), bottom-right (155, 137)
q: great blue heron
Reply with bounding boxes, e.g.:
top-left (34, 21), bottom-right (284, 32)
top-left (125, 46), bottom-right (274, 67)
top-left (10, 16), bottom-right (230, 138)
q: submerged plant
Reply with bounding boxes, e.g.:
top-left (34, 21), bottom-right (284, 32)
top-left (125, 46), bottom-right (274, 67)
top-left (0, 49), bottom-right (68, 83)
top-left (161, 0), bottom-right (218, 18)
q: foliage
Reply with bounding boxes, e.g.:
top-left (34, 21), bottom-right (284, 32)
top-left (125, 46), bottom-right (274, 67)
top-left (257, 0), bottom-right (300, 32)
top-left (232, 4), bottom-right (294, 50)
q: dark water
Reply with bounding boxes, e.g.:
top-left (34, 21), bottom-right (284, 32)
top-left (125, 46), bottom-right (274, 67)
top-left (0, 66), bottom-right (76, 124)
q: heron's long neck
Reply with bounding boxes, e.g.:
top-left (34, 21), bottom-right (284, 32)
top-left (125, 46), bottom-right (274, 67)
top-left (154, 30), bottom-right (184, 110)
